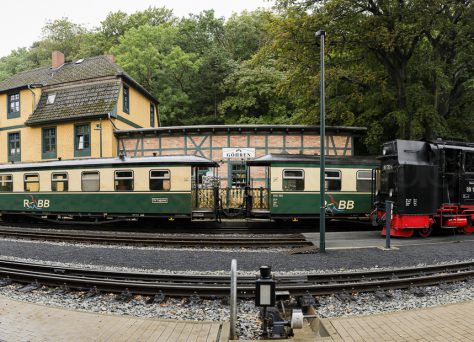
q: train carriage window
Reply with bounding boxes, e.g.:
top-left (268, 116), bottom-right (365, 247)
top-left (51, 173), bottom-right (68, 192)
top-left (465, 153), bottom-right (474, 173)
top-left (115, 170), bottom-right (134, 191)
top-left (325, 170), bottom-right (341, 191)
top-left (283, 169), bottom-right (304, 191)
top-left (150, 170), bottom-right (171, 191)
top-left (0, 175), bottom-right (13, 192)
top-left (356, 170), bottom-right (373, 192)
top-left (82, 171), bottom-right (100, 191)
top-left (24, 174), bottom-right (39, 192)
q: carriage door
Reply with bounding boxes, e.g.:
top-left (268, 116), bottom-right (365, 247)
top-left (229, 162), bottom-right (248, 188)
top-left (192, 167), bottom-right (216, 210)
top-left (219, 162), bottom-right (248, 210)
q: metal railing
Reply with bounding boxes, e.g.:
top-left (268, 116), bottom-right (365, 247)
top-left (193, 187), bottom-right (269, 211)
top-left (192, 188), bottom-right (216, 209)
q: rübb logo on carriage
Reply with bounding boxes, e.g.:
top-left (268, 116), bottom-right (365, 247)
top-left (23, 197), bottom-right (50, 209)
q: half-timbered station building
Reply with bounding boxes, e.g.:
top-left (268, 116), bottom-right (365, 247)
top-left (0, 51), bottom-right (159, 163)
top-left (115, 125), bottom-right (366, 188)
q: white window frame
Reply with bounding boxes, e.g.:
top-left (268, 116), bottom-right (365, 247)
top-left (282, 169), bottom-right (305, 191)
top-left (149, 169), bottom-right (171, 191)
top-left (0, 174), bottom-right (13, 192)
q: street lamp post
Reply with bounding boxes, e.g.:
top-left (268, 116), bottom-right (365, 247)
top-left (316, 30), bottom-right (326, 253)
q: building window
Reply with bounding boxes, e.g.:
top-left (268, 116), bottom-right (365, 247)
top-left (42, 127), bottom-right (57, 159)
top-left (229, 163), bottom-right (247, 188)
top-left (325, 170), bottom-right (341, 191)
top-left (74, 124), bottom-right (91, 157)
top-left (24, 174), bottom-right (39, 192)
top-left (150, 103), bottom-right (155, 127)
top-left (283, 169), bottom-right (305, 191)
top-left (52, 173), bottom-right (68, 192)
top-left (7, 93), bottom-right (20, 118)
top-left (123, 85), bottom-right (129, 114)
top-left (356, 170), bottom-right (373, 192)
top-left (81, 171), bottom-right (100, 191)
top-left (0, 175), bottom-right (13, 192)
top-left (150, 170), bottom-right (170, 191)
top-left (7, 132), bottom-right (21, 162)
top-left (115, 170), bottom-right (134, 191)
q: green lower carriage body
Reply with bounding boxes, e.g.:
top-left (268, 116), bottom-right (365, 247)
top-left (270, 192), bottom-right (373, 217)
top-left (0, 192), bottom-right (192, 217)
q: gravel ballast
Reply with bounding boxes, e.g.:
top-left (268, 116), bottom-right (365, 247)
top-left (0, 238), bottom-right (472, 272)
top-left (0, 236), bottom-right (472, 339)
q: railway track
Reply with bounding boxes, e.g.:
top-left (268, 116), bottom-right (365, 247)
top-left (0, 259), bottom-right (472, 298)
top-left (0, 226), bottom-right (313, 248)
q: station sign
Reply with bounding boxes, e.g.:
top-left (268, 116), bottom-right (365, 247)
top-left (222, 148), bottom-right (255, 159)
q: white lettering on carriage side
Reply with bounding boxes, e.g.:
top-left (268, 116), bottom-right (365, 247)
top-left (23, 198), bottom-right (50, 209)
top-left (152, 198), bottom-right (168, 204)
top-left (338, 200), bottom-right (354, 210)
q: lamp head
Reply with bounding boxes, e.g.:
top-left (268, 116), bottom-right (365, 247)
top-left (315, 30), bottom-right (326, 37)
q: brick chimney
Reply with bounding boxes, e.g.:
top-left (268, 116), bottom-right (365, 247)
top-left (105, 55), bottom-right (116, 63)
top-left (51, 51), bottom-right (65, 69)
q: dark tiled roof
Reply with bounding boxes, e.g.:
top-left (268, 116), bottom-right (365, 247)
top-left (0, 67), bottom-right (52, 92)
top-left (26, 80), bottom-right (121, 126)
top-left (0, 56), bottom-right (158, 104)
top-left (47, 56), bottom-right (125, 85)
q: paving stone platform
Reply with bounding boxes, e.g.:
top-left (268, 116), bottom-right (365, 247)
top-left (319, 300), bottom-right (474, 341)
top-left (1, 295), bottom-right (473, 341)
top-left (0, 296), bottom-right (226, 342)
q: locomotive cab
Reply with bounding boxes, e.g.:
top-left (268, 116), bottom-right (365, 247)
top-left (376, 140), bottom-right (438, 237)
top-left (376, 139), bottom-right (474, 237)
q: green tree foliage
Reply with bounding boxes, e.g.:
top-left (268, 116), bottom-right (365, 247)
top-left (269, 0), bottom-right (473, 151)
top-left (0, 3), bottom-right (471, 153)
top-left (112, 25), bottom-right (202, 125)
top-left (220, 59), bottom-right (292, 124)
top-left (0, 48), bottom-right (38, 80)
top-left (99, 7), bottom-right (175, 52)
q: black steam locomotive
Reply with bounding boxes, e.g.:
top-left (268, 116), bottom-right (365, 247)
top-left (374, 139), bottom-right (474, 237)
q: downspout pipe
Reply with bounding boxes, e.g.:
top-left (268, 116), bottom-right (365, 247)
top-left (157, 103), bottom-right (162, 127)
top-left (27, 84), bottom-right (43, 113)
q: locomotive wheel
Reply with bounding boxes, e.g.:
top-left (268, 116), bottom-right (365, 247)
top-left (416, 227), bottom-right (433, 238)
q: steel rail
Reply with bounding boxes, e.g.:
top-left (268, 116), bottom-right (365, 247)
top-left (0, 227), bottom-right (312, 248)
top-left (0, 260), bottom-right (472, 298)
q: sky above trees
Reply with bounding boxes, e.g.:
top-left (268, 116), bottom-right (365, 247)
top-left (0, 0), bottom-right (271, 57)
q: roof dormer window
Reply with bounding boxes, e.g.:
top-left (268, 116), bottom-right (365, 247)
top-left (46, 94), bottom-right (56, 105)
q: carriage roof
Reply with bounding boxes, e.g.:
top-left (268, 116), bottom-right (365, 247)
top-left (246, 153), bottom-right (377, 166)
top-left (0, 155), bottom-right (218, 172)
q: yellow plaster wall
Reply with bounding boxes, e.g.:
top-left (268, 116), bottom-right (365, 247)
top-left (0, 88), bottom-right (41, 127)
top-left (116, 81), bottom-right (156, 129)
top-left (0, 118), bottom-right (119, 163)
top-left (0, 79), bottom-right (157, 164)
